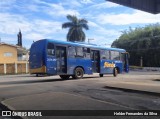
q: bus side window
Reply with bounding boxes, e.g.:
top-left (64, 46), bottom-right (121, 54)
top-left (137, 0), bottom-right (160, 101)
top-left (68, 46), bottom-right (76, 58)
top-left (76, 47), bottom-right (83, 57)
top-left (84, 47), bottom-right (90, 59)
top-left (47, 43), bottom-right (54, 56)
top-left (105, 50), bottom-right (110, 60)
top-left (101, 50), bottom-right (106, 59)
top-left (110, 51), bottom-right (120, 60)
top-left (91, 51), bottom-right (94, 60)
top-left (101, 50), bottom-right (110, 60)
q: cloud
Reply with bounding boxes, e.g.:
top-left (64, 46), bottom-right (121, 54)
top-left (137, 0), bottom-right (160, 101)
top-left (46, 4), bottom-right (80, 17)
top-left (0, 13), bottom-right (32, 34)
top-left (88, 20), bottom-right (120, 36)
top-left (32, 20), bottom-right (62, 34)
top-left (80, 1), bottom-right (121, 21)
top-left (97, 10), bottom-right (160, 25)
top-left (87, 20), bottom-right (121, 46)
top-left (0, 0), bottom-right (15, 5)
top-left (0, 35), bottom-right (17, 43)
top-left (0, 0), bottom-right (16, 11)
top-left (88, 21), bottom-right (100, 27)
top-left (89, 1), bottom-right (120, 9)
top-left (0, 12), bottom-right (66, 47)
top-left (31, 1), bottom-right (80, 17)
top-left (61, 0), bottom-right (82, 8)
top-left (24, 33), bottom-right (45, 41)
top-left (81, 0), bottom-right (93, 4)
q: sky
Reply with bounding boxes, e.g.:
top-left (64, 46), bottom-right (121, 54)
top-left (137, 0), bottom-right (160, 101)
top-left (0, 0), bottom-right (160, 49)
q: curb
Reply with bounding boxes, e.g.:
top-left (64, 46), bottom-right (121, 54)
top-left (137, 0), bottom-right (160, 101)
top-left (104, 86), bottom-right (160, 97)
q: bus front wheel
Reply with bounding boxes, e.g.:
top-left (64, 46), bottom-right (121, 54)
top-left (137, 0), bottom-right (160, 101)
top-left (73, 67), bottom-right (84, 79)
top-left (113, 68), bottom-right (118, 77)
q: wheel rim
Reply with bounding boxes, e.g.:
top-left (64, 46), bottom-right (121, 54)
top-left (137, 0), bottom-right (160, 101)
top-left (77, 70), bottom-right (82, 77)
top-left (75, 68), bottom-right (83, 78)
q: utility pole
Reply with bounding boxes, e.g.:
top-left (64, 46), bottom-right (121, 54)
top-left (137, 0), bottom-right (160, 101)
top-left (140, 56), bottom-right (143, 67)
top-left (88, 39), bottom-right (94, 44)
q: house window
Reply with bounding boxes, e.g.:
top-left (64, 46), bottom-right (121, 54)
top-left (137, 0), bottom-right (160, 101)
top-left (4, 52), bottom-right (13, 57)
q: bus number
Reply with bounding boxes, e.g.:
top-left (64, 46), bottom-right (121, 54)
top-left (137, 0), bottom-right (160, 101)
top-left (47, 58), bottom-right (56, 62)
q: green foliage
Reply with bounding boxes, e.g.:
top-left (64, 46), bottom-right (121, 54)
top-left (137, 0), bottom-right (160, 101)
top-left (62, 15), bottom-right (89, 42)
top-left (112, 23), bottom-right (160, 67)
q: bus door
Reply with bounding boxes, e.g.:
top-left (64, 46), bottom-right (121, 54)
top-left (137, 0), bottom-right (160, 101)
top-left (121, 52), bottom-right (129, 73)
top-left (56, 46), bottom-right (67, 74)
top-left (46, 42), bottom-right (56, 75)
top-left (91, 50), bottom-right (100, 73)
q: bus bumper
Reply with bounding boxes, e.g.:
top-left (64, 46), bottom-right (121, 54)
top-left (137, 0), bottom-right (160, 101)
top-left (30, 65), bottom-right (46, 74)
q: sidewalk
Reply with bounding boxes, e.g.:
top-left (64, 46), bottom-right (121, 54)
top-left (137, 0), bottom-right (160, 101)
top-left (104, 81), bottom-right (160, 96)
top-left (130, 66), bottom-right (160, 72)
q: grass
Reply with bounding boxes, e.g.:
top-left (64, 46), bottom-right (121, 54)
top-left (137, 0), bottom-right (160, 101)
top-left (129, 66), bottom-right (143, 70)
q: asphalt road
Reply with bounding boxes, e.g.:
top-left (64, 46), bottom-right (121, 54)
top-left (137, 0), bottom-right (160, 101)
top-left (0, 71), bottom-right (160, 119)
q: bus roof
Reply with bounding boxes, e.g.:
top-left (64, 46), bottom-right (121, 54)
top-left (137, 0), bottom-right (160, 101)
top-left (36, 39), bottom-right (126, 52)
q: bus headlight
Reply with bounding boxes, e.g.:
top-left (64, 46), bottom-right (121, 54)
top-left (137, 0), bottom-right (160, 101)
top-left (88, 67), bottom-right (92, 70)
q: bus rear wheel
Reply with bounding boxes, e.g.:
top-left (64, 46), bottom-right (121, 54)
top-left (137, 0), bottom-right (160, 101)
top-left (113, 68), bottom-right (118, 77)
top-left (73, 67), bottom-right (84, 79)
top-left (59, 75), bottom-right (70, 80)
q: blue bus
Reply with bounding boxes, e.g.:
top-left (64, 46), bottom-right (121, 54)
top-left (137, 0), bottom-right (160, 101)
top-left (29, 39), bottom-right (129, 79)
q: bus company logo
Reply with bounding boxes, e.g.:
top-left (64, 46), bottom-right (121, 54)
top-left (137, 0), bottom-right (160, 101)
top-left (104, 62), bottom-right (115, 68)
top-left (2, 111), bottom-right (11, 116)
top-left (1, 111), bottom-right (42, 117)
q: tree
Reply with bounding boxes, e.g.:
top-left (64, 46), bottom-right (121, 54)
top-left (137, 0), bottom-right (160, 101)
top-left (62, 15), bottom-right (89, 42)
top-left (111, 23), bottom-right (160, 67)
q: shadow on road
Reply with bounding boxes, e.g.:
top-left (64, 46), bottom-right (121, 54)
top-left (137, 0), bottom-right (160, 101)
top-left (0, 75), bottom-right (113, 85)
top-left (153, 79), bottom-right (160, 81)
top-left (0, 78), bottom-right (74, 85)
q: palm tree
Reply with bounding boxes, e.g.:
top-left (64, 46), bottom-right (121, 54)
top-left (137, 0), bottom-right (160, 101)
top-left (62, 15), bottom-right (89, 42)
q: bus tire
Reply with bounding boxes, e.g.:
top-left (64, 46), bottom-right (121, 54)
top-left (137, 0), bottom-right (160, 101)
top-left (113, 68), bottom-right (118, 77)
top-left (73, 67), bottom-right (84, 79)
top-left (36, 74), bottom-right (38, 77)
top-left (99, 74), bottom-right (103, 77)
top-left (59, 75), bottom-right (70, 80)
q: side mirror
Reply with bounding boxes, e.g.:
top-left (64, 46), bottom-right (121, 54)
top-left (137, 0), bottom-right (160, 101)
top-left (127, 52), bottom-right (130, 59)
